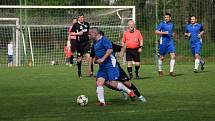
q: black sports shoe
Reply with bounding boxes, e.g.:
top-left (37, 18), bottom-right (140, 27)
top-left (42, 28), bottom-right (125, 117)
top-left (129, 73), bottom-right (133, 80)
top-left (135, 74), bottom-right (140, 79)
top-left (194, 69), bottom-right (198, 73)
top-left (78, 71), bottom-right (82, 78)
top-left (200, 61), bottom-right (205, 71)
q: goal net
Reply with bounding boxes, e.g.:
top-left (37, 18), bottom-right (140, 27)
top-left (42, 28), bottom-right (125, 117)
top-left (0, 6), bottom-right (135, 66)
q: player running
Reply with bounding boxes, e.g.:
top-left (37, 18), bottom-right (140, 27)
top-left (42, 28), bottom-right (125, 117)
top-left (89, 27), bottom-right (136, 106)
top-left (89, 29), bottom-right (146, 102)
top-left (155, 13), bottom-right (176, 77)
top-left (184, 15), bottom-right (205, 73)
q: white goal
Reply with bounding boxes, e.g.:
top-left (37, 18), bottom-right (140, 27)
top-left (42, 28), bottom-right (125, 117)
top-left (0, 6), bottom-right (135, 66)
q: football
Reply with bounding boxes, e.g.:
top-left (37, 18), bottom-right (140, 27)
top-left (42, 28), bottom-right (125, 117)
top-left (77, 95), bottom-right (88, 106)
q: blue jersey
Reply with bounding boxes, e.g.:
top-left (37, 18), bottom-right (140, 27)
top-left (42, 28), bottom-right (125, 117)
top-left (156, 21), bottom-right (174, 44)
top-left (94, 36), bottom-right (117, 68)
top-left (185, 23), bottom-right (204, 45)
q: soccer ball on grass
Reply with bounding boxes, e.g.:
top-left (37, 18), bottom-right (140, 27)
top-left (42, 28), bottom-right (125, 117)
top-left (77, 95), bottom-right (88, 106)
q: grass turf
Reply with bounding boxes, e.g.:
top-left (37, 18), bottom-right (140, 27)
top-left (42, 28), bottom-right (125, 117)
top-left (0, 64), bottom-right (215, 121)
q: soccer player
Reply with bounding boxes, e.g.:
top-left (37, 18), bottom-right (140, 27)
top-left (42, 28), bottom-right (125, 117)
top-left (70, 14), bottom-right (90, 78)
top-left (120, 20), bottom-right (144, 79)
top-left (64, 44), bottom-right (73, 66)
top-left (89, 27), bottom-right (136, 106)
top-left (68, 17), bottom-right (77, 52)
top-left (89, 30), bottom-right (146, 102)
top-left (184, 16), bottom-right (205, 73)
top-left (7, 41), bottom-right (13, 67)
top-left (155, 13), bottom-right (176, 77)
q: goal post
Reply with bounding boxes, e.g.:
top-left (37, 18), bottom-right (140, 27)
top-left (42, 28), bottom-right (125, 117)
top-left (0, 18), bottom-right (20, 66)
top-left (0, 5), bottom-right (135, 66)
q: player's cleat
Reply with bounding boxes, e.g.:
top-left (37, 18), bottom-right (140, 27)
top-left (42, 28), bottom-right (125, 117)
top-left (121, 91), bottom-right (129, 100)
top-left (169, 72), bottom-right (176, 77)
top-left (69, 64), bottom-right (73, 67)
top-left (200, 61), bottom-right (205, 71)
top-left (96, 102), bottom-right (106, 106)
top-left (128, 91), bottom-right (136, 101)
top-left (129, 74), bottom-right (133, 80)
top-left (194, 69), bottom-right (198, 73)
top-left (89, 73), bottom-right (94, 78)
top-left (138, 95), bottom-right (147, 102)
top-left (78, 71), bottom-right (82, 78)
top-left (135, 74), bottom-right (140, 79)
top-left (158, 71), bottom-right (164, 77)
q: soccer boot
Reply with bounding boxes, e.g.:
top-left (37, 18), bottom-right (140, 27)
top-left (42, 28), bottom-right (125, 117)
top-left (135, 73), bottom-right (140, 79)
top-left (169, 72), bottom-right (176, 77)
top-left (96, 102), bottom-right (106, 106)
top-left (128, 91), bottom-right (136, 101)
top-left (138, 95), bottom-right (147, 102)
top-left (194, 69), bottom-right (198, 73)
top-left (200, 61), bottom-right (205, 71)
top-left (158, 71), bottom-right (164, 77)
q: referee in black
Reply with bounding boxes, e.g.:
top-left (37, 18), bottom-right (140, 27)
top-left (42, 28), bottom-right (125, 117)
top-left (71, 14), bottom-right (90, 78)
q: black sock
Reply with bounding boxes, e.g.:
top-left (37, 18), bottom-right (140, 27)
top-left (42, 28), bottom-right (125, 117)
top-left (127, 67), bottom-right (132, 76)
top-left (77, 61), bottom-right (82, 73)
top-left (130, 83), bottom-right (141, 97)
top-left (135, 66), bottom-right (140, 75)
top-left (70, 55), bottom-right (73, 64)
top-left (91, 63), bottom-right (93, 74)
top-left (106, 84), bottom-right (120, 91)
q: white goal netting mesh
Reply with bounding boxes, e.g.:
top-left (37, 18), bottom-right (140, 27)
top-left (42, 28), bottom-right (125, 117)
top-left (0, 6), bottom-right (135, 66)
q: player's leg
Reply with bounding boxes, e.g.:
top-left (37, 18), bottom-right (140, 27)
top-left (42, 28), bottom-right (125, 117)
top-left (193, 44), bottom-right (202, 73)
top-left (96, 69), bottom-right (106, 106)
top-left (118, 64), bottom-right (146, 102)
top-left (133, 49), bottom-right (141, 79)
top-left (158, 44), bottom-right (166, 77)
top-left (168, 42), bottom-right (176, 77)
top-left (108, 67), bottom-right (135, 99)
top-left (126, 49), bottom-right (133, 79)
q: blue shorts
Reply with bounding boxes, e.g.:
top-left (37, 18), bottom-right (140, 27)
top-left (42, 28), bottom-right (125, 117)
top-left (96, 67), bottom-right (119, 81)
top-left (159, 42), bottom-right (176, 56)
top-left (8, 55), bottom-right (13, 63)
top-left (191, 43), bottom-right (202, 56)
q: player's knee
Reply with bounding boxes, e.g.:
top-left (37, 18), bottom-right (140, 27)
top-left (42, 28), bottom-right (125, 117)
top-left (96, 78), bottom-right (105, 86)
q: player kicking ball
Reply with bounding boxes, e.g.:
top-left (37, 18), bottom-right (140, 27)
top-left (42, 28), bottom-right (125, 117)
top-left (185, 15), bottom-right (205, 73)
top-left (89, 29), bottom-right (146, 103)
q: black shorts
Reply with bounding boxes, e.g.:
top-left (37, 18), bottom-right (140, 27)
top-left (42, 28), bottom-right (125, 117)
top-left (70, 39), bottom-right (77, 52)
top-left (76, 41), bottom-right (89, 56)
top-left (126, 48), bottom-right (140, 62)
top-left (117, 62), bottom-right (130, 82)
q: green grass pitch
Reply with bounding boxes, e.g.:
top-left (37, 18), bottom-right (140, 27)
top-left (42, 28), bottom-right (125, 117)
top-left (0, 64), bottom-right (215, 121)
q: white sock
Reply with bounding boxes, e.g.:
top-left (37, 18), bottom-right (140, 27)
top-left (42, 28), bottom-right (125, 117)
top-left (195, 59), bottom-right (200, 70)
top-left (158, 59), bottom-right (163, 72)
top-left (117, 82), bottom-right (131, 94)
top-left (96, 86), bottom-right (105, 103)
top-left (169, 59), bottom-right (175, 72)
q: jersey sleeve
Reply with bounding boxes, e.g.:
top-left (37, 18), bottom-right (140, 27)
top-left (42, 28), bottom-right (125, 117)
top-left (90, 43), bottom-right (95, 58)
top-left (103, 38), bottom-right (113, 50)
top-left (112, 43), bottom-right (122, 52)
top-left (156, 22), bottom-right (163, 31)
top-left (71, 23), bottom-right (78, 32)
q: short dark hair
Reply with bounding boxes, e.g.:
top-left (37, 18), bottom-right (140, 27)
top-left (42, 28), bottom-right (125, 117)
top-left (99, 30), bottom-right (104, 36)
top-left (190, 15), bottom-right (197, 19)
top-left (90, 27), bottom-right (100, 34)
top-left (73, 17), bottom-right (77, 20)
top-left (165, 13), bottom-right (171, 17)
top-left (78, 13), bottom-right (84, 17)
